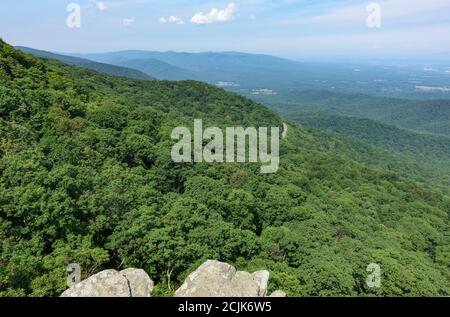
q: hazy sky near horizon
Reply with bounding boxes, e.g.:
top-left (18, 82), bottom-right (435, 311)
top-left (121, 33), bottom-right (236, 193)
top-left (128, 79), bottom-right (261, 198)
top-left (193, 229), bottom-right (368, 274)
top-left (1, 0), bottom-right (450, 59)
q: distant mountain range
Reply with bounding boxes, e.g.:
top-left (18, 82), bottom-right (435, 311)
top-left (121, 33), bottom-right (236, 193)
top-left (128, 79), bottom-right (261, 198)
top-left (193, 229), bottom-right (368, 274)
top-left (18, 46), bottom-right (450, 100)
top-left (16, 47), bottom-right (154, 80)
top-left (73, 50), bottom-right (316, 88)
top-left (104, 56), bottom-right (198, 81)
top-left (71, 50), bottom-right (450, 99)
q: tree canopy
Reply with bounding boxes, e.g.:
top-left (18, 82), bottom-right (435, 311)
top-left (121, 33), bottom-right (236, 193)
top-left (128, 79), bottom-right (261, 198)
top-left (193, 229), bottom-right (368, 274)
top-left (0, 40), bottom-right (449, 297)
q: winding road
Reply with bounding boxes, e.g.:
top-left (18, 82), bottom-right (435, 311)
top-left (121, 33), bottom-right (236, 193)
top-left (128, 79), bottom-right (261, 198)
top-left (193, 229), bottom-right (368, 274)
top-left (282, 122), bottom-right (288, 139)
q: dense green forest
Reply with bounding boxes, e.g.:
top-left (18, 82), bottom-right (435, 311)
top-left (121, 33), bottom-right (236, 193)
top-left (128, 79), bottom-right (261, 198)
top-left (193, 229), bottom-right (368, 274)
top-left (292, 112), bottom-right (450, 159)
top-left (250, 90), bottom-right (450, 137)
top-left (1, 40), bottom-right (449, 297)
top-left (290, 112), bottom-right (450, 191)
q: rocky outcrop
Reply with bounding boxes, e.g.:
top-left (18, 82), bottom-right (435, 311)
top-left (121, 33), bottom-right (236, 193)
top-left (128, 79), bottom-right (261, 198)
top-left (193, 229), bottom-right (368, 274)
top-left (61, 268), bottom-right (153, 297)
top-left (60, 260), bottom-right (284, 297)
top-left (175, 260), bottom-right (282, 297)
top-left (120, 268), bottom-right (154, 297)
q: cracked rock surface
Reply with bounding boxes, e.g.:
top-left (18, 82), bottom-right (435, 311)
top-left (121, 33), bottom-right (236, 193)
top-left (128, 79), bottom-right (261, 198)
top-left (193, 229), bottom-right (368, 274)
top-left (175, 260), bottom-right (272, 297)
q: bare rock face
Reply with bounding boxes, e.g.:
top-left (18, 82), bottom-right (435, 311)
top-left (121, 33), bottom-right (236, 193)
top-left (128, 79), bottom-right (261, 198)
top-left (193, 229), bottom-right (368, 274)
top-left (269, 290), bottom-right (287, 297)
top-left (120, 268), bottom-right (154, 297)
top-left (60, 261), bottom-right (283, 297)
top-left (61, 268), bottom-right (153, 297)
top-left (61, 270), bottom-right (130, 297)
top-left (175, 260), bottom-right (270, 297)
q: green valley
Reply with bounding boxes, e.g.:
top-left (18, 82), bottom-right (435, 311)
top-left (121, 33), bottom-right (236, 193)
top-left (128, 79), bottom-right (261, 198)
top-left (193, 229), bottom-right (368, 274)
top-left (250, 89), bottom-right (450, 137)
top-left (1, 40), bottom-right (449, 298)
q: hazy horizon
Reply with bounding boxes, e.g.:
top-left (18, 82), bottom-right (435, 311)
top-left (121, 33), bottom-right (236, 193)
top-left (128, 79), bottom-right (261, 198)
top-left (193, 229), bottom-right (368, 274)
top-left (2, 0), bottom-right (450, 62)
top-left (12, 44), bottom-right (450, 67)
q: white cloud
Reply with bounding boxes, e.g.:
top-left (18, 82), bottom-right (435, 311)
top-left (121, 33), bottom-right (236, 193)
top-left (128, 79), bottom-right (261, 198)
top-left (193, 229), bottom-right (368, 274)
top-left (96, 2), bottom-right (108, 11)
top-left (169, 16), bottom-right (185, 25)
top-left (249, 15), bottom-right (256, 20)
top-left (191, 2), bottom-right (237, 25)
top-left (123, 17), bottom-right (135, 26)
top-left (159, 15), bottom-right (185, 25)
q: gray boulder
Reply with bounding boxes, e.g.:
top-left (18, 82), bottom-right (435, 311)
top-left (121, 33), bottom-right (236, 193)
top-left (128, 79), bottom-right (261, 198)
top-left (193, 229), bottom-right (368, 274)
top-left (120, 268), bottom-right (154, 297)
top-left (61, 268), bottom-right (153, 297)
top-left (175, 260), bottom-right (270, 297)
top-left (60, 261), bottom-right (283, 297)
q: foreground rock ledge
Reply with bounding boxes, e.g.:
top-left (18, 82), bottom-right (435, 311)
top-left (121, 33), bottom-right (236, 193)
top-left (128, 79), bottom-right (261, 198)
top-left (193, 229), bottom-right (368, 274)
top-left (61, 260), bottom-right (285, 297)
top-left (177, 260), bottom-right (272, 297)
top-left (175, 260), bottom-right (285, 297)
top-left (61, 268), bottom-right (154, 297)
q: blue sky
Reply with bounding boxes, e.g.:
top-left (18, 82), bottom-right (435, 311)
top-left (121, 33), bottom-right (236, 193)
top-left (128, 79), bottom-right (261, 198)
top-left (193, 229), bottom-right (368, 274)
top-left (1, 0), bottom-right (450, 59)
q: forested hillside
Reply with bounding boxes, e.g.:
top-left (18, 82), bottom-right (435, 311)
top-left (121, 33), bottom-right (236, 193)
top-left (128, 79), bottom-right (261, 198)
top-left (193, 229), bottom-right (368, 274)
top-left (1, 40), bottom-right (449, 297)
top-left (16, 47), bottom-right (154, 81)
top-left (293, 112), bottom-right (450, 160)
top-left (251, 90), bottom-right (450, 137)
top-left (289, 112), bottom-right (450, 192)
